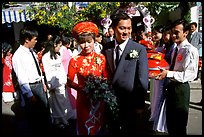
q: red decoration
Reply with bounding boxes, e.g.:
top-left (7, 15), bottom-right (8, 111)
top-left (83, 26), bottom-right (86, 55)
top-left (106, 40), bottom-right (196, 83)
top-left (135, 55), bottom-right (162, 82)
top-left (177, 54), bottom-right (183, 62)
top-left (139, 39), bottom-right (154, 52)
top-left (198, 57), bottom-right (202, 71)
top-left (147, 52), bottom-right (169, 78)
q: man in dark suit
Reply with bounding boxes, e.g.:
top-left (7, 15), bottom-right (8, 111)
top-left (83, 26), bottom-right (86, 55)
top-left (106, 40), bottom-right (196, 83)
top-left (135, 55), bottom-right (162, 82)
top-left (187, 22), bottom-right (202, 51)
top-left (102, 27), bottom-right (115, 45)
top-left (102, 10), bottom-right (149, 135)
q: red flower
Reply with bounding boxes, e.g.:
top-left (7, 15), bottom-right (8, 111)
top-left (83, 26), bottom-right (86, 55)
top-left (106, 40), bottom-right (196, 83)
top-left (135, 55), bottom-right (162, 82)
top-left (177, 54), bottom-right (183, 62)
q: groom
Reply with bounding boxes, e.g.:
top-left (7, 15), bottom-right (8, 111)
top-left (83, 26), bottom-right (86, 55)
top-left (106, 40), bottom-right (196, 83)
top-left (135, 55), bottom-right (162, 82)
top-left (102, 10), bottom-right (149, 135)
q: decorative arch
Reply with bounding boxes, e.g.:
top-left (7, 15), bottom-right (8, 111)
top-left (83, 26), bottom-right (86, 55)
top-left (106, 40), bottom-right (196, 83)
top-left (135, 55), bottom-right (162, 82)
top-left (100, 3), bottom-right (155, 35)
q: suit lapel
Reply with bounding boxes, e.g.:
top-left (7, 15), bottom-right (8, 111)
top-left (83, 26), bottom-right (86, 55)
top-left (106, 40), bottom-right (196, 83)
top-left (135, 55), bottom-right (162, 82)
top-left (106, 48), bottom-right (114, 73)
top-left (191, 32), bottom-right (197, 41)
top-left (190, 32), bottom-right (197, 42)
top-left (112, 40), bottom-right (132, 83)
top-left (105, 41), bottom-right (115, 74)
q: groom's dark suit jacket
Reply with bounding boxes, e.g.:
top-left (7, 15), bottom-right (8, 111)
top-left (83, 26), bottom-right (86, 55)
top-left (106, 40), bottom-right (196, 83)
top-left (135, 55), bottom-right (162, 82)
top-left (102, 39), bottom-right (149, 109)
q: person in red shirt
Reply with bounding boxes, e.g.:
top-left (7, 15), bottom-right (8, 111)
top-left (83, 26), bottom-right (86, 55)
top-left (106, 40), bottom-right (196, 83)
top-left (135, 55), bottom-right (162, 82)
top-left (2, 42), bottom-right (15, 104)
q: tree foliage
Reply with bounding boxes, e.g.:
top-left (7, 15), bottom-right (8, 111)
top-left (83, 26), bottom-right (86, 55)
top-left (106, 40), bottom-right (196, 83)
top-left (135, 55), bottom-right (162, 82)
top-left (27, 2), bottom-right (77, 35)
top-left (26, 2), bottom-right (188, 35)
top-left (141, 2), bottom-right (179, 17)
top-left (76, 2), bottom-right (121, 30)
top-left (27, 2), bottom-right (121, 35)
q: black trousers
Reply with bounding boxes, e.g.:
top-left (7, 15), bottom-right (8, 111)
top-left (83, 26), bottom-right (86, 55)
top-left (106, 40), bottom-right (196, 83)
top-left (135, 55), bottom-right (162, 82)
top-left (165, 81), bottom-right (190, 135)
top-left (106, 91), bottom-right (150, 136)
top-left (23, 82), bottom-right (50, 134)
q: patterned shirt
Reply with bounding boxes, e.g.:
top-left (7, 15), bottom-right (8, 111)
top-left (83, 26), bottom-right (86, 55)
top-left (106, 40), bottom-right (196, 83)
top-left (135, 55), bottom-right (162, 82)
top-left (68, 51), bottom-right (108, 86)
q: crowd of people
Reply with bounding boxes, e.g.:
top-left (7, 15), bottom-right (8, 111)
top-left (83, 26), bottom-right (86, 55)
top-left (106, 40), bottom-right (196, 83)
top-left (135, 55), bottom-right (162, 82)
top-left (2, 5), bottom-right (202, 136)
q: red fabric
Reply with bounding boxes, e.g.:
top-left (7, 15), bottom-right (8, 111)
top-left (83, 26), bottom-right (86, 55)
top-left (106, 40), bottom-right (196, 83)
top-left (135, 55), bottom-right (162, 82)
top-left (147, 52), bottom-right (169, 78)
top-left (72, 22), bottom-right (99, 39)
top-left (3, 54), bottom-right (15, 92)
top-left (37, 49), bottom-right (44, 72)
top-left (139, 39), bottom-right (154, 52)
top-left (67, 52), bottom-right (108, 135)
top-left (198, 57), bottom-right (202, 70)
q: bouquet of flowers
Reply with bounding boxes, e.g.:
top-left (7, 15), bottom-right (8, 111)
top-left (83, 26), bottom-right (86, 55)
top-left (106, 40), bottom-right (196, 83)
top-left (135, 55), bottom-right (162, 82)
top-left (83, 74), bottom-right (119, 119)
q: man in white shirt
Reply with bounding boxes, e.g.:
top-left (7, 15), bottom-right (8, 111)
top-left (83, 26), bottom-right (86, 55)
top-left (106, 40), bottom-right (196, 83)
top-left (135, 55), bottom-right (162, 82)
top-left (156, 19), bottom-right (199, 135)
top-left (12, 26), bottom-right (50, 134)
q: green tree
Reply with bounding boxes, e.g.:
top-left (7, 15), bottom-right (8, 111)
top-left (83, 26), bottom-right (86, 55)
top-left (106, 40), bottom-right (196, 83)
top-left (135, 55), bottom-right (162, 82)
top-left (27, 2), bottom-right (121, 35)
top-left (27, 2), bottom-right (78, 35)
top-left (27, 2), bottom-right (190, 34)
top-left (75, 2), bottom-right (121, 29)
top-left (141, 2), bottom-right (180, 26)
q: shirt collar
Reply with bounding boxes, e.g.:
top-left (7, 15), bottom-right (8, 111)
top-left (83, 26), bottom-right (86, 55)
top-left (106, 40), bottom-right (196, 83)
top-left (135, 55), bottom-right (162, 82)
top-left (20, 45), bottom-right (31, 53)
top-left (177, 39), bottom-right (189, 50)
top-left (115, 38), bottom-right (129, 51)
top-left (191, 31), bottom-right (195, 35)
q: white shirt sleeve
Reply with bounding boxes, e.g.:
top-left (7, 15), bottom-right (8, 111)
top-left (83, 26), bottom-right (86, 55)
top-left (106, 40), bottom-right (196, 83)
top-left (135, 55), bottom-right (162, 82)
top-left (167, 41), bottom-right (199, 83)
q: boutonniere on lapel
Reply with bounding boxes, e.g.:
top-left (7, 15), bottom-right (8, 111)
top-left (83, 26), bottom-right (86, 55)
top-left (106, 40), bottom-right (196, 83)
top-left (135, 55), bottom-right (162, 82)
top-left (95, 56), bottom-right (102, 65)
top-left (128, 49), bottom-right (139, 59)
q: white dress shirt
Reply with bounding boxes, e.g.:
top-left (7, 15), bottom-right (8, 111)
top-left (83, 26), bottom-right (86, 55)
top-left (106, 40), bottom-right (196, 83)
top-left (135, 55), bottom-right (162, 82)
top-left (114, 38), bottom-right (129, 67)
top-left (167, 39), bottom-right (199, 83)
top-left (12, 45), bottom-right (42, 86)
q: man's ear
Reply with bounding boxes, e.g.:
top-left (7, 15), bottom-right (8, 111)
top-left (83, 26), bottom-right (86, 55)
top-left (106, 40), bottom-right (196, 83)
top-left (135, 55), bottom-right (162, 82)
top-left (184, 30), bottom-right (189, 38)
top-left (25, 38), bottom-right (29, 43)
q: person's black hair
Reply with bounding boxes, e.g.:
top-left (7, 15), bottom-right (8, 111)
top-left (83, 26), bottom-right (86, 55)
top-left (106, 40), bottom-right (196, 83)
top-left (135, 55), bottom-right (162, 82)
top-left (163, 27), bottom-right (171, 35)
top-left (136, 25), bottom-right (145, 33)
top-left (62, 35), bottom-right (71, 46)
top-left (69, 37), bottom-right (77, 51)
top-left (108, 27), bottom-right (113, 31)
top-left (42, 35), bottom-right (62, 60)
top-left (152, 25), bottom-right (164, 33)
top-left (190, 22), bottom-right (197, 28)
top-left (170, 19), bottom-right (190, 32)
top-left (2, 42), bottom-right (12, 57)
top-left (96, 33), bottom-right (103, 37)
top-left (152, 25), bottom-right (165, 48)
top-left (110, 9), bottom-right (131, 29)
top-left (19, 26), bottom-right (38, 45)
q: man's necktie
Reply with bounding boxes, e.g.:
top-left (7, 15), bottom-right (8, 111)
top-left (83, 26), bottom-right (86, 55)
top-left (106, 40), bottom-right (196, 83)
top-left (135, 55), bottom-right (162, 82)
top-left (187, 33), bottom-right (192, 42)
top-left (115, 45), bottom-right (120, 67)
top-left (30, 48), bottom-right (41, 76)
top-left (169, 47), bottom-right (178, 71)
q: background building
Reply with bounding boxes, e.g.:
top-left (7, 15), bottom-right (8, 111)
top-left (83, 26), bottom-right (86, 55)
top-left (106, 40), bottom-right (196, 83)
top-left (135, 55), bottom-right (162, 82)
top-left (190, 3), bottom-right (202, 32)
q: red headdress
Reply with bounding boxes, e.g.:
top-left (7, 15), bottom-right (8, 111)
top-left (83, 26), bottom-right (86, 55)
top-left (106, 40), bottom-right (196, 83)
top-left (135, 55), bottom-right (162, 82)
top-left (72, 21), bottom-right (99, 38)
